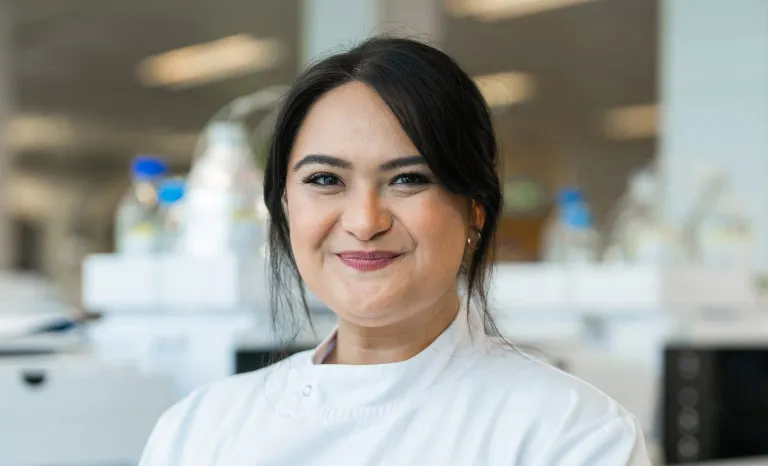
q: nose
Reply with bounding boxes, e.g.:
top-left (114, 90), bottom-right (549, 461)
top-left (340, 188), bottom-right (392, 241)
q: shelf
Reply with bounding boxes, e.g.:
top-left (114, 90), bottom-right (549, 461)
top-left (84, 256), bottom-right (759, 317)
top-left (82, 254), bottom-right (326, 313)
top-left (490, 264), bottom-right (758, 316)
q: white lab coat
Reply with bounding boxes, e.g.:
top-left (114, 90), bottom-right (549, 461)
top-left (139, 309), bottom-right (651, 465)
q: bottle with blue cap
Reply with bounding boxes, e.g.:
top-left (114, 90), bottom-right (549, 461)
top-left (560, 201), bottom-right (599, 262)
top-left (542, 187), bottom-right (599, 263)
top-left (157, 178), bottom-right (186, 252)
top-left (115, 155), bottom-right (168, 254)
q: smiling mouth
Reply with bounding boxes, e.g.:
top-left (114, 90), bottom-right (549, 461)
top-left (335, 251), bottom-right (403, 271)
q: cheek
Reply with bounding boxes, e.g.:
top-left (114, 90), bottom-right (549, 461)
top-left (405, 194), bottom-right (468, 269)
top-left (285, 185), bottom-right (336, 262)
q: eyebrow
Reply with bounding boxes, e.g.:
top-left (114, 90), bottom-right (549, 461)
top-left (292, 154), bottom-right (426, 172)
top-left (379, 155), bottom-right (426, 171)
top-left (292, 154), bottom-right (351, 171)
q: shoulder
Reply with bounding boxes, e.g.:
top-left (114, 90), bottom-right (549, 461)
top-left (138, 350), bottom-right (311, 465)
top-left (456, 345), bottom-right (651, 464)
top-left (164, 369), bottom-right (269, 426)
top-left (459, 343), bottom-right (626, 417)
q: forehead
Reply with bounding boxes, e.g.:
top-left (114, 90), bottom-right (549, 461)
top-left (290, 81), bottom-right (419, 164)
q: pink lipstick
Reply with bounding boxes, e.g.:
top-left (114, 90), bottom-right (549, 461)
top-left (336, 251), bottom-right (402, 271)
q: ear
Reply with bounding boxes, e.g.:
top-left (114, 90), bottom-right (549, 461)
top-left (470, 200), bottom-right (486, 231)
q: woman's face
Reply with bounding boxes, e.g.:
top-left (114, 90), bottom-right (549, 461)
top-left (286, 81), bottom-right (475, 327)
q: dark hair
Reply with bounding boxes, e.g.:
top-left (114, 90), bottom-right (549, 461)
top-left (264, 36), bottom-right (503, 341)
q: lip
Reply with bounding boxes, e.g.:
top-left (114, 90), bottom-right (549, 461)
top-left (336, 251), bottom-right (402, 271)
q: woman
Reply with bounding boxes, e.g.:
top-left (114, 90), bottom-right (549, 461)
top-left (140, 37), bottom-right (650, 465)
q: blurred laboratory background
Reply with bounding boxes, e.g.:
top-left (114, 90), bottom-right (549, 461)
top-left (1, 0), bottom-right (767, 464)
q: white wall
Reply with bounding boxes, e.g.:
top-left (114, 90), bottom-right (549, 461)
top-left (660, 0), bottom-right (768, 265)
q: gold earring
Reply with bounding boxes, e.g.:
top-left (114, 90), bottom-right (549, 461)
top-left (467, 229), bottom-right (482, 250)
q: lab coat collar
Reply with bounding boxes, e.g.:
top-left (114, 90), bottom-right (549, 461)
top-left (281, 304), bottom-right (484, 419)
top-left (311, 324), bottom-right (338, 365)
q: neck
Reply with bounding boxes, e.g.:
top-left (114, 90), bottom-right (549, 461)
top-left (326, 290), bottom-right (461, 366)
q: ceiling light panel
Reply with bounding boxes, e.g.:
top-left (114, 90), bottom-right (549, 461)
top-left (446, 0), bottom-right (599, 22)
top-left (474, 71), bottom-right (535, 108)
top-left (136, 35), bottom-right (285, 89)
top-left (603, 103), bottom-right (658, 140)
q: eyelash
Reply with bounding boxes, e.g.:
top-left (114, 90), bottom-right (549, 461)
top-left (392, 172), bottom-right (432, 186)
top-left (302, 173), bottom-right (340, 186)
top-left (301, 172), bottom-right (433, 188)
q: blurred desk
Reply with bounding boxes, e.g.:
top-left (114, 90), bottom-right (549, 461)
top-left (0, 339), bottom-right (175, 465)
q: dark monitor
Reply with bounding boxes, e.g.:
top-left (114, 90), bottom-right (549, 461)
top-left (663, 345), bottom-right (768, 464)
top-left (234, 346), bottom-right (315, 374)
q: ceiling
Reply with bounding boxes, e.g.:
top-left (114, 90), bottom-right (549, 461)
top-left (446, 0), bottom-right (656, 147)
top-left (10, 0), bottom-right (301, 170)
top-left (446, 0), bottom-right (656, 108)
top-left (7, 0), bottom-right (656, 175)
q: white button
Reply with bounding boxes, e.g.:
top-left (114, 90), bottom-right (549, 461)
top-left (302, 384), bottom-right (313, 397)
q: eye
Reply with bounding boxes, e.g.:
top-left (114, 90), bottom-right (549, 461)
top-left (391, 172), bottom-right (432, 186)
top-left (302, 173), bottom-right (342, 186)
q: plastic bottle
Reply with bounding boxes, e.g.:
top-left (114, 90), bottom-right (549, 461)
top-left (542, 188), bottom-right (601, 263)
top-left (603, 169), bottom-right (680, 264)
top-left (157, 178), bottom-right (186, 252)
top-left (542, 188), bottom-right (577, 262)
top-left (559, 202), bottom-right (600, 263)
top-left (115, 156), bottom-right (167, 254)
top-left (680, 171), bottom-right (754, 267)
top-left (694, 192), bottom-right (754, 267)
top-left (181, 122), bottom-right (265, 256)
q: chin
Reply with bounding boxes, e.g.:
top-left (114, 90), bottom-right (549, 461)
top-left (327, 286), bottom-right (410, 325)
